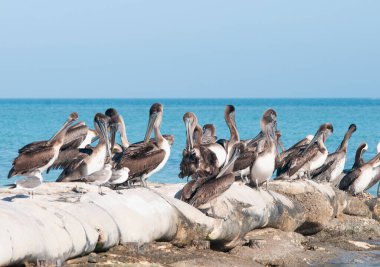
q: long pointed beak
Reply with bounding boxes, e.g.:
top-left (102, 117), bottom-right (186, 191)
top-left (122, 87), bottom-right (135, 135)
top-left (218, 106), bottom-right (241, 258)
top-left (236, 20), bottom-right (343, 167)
top-left (97, 120), bottom-right (111, 157)
top-left (302, 130), bottom-right (322, 155)
top-left (144, 113), bottom-right (157, 143)
top-left (50, 117), bottom-right (76, 140)
top-left (216, 146), bottom-right (240, 179)
top-left (278, 140), bottom-right (285, 153)
top-left (110, 125), bottom-right (117, 151)
top-left (185, 119), bottom-right (193, 150)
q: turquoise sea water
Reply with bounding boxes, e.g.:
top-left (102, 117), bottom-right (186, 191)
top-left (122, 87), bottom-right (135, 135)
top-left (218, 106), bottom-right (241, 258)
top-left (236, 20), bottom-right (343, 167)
top-left (1, 99), bottom-right (379, 195)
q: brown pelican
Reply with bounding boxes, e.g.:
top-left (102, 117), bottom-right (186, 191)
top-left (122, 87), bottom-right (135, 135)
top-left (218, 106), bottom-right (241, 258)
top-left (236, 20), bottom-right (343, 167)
top-left (17, 121), bottom-right (97, 154)
top-left (54, 113), bottom-right (111, 182)
top-left (112, 103), bottom-right (171, 187)
top-left (81, 163), bottom-right (113, 195)
top-left (106, 108), bottom-right (174, 152)
top-left (8, 112), bottom-right (78, 179)
top-left (179, 112), bottom-right (227, 179)
top-left (202, 124), bottom-right (217, 144)
top-left (339, 151), bottom-right (380, 195)
top-left (275, 134), bottom-right (314, 174)
top-left (311, 124), bottom-right (357, 183)
top-left (352, 143), bottom-right (368, 169)
top-left (181, 143), bottom-right (242, 208)
top-left (224, 105), bottom-right (240, 160)
top-left (248, 109), bottom-right (278, 188)
top-left (277, 123), bottom-right (333, 180)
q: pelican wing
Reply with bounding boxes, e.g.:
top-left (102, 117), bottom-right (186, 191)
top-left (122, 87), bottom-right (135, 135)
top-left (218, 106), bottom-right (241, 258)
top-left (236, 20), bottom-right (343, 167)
top-left (233, 150), bottom-right (256, 172)
top-left (287, 143), bottom-right (320, 177)
top-left (114, 143), bottom-right (166, 178)
top-left (189, 173), bottom-right (234, 208)
top-left (60, 124), bottom-right (89, 151)
top-left (9, 146), bottom-right (55, 177)
top-left (339, 168), bottom-right (362, 190)
top-left (18, 141), bottom-right (49, 154)
top-left (47, 148), bottom-right (92, 173)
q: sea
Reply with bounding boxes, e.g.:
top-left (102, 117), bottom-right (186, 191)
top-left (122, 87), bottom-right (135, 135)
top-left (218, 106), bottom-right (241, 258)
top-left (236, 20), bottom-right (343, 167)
top-left (1, 98), bottom-right (379, 195)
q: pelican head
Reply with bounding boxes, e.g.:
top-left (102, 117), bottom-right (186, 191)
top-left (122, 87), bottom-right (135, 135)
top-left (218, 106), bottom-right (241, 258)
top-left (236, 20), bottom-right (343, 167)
top-left (105, 108), bottom-right (129, 150)
top-left (302, 123), bottom-right (333, 155)
top-left (348, 124), bottom-right (357, 133)
top-left (224, 105), bottom-right (236, 123)
top-left (183, 112), bottom-right (198, 150)
top-left (144, 103), bottom-right (163, 143)
top-left (203, 124), bottom-right (216, 137)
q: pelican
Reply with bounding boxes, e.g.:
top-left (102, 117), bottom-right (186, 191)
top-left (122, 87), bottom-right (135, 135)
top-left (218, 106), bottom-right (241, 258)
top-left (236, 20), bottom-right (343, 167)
top-left (55, 113), bottom-right (111, 182)
top-left (275, 134), bottom-right (314, 174)
top-left (352, 143), bottom-right (368, 169)
top-left (224, 105), bottom-right (240, 160)
top-left (112, 103), bottom-right (171, 187)
top-left (18, 121), bottom-right (97, 154)
top-left (248, 109), bottom-right (278, 188)
top-left (202, 124), bottom-right (217, 144)
top-left (339, 151), bottom-right (380, 195)
top-left (181, 143), bottom-right (243, 208)
top-left (106, 107), bottom-right (174, 153)
top-left (222, 105), bottom-right (253, 183)
top-left (311, 124), bottom-right (357, 183)
top-left (179, 112), bottom-right (227, 179)
top-left (8, 112), bottom-right (78, 179)
top-left (277, 123), bottom-right (334, 180)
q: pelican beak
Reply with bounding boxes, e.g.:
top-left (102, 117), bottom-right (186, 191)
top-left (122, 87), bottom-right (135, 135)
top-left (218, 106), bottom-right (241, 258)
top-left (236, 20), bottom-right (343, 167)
top-left (185, 118), bottom-right (194, 150)
top-left (51, 112), bottom-right (78, 140)
top-left (216, 145), bottom-right (240, 179)
top-left (278, 140), bottom-right (285, 153)
top-left (144, 112), bottom-right (158, 143)
top-left (109, 123), bottom-right (117, 151)
top-left (302, 130), bottom-right (322, 155)
top-left (96, 119), bottom-right (111, 157)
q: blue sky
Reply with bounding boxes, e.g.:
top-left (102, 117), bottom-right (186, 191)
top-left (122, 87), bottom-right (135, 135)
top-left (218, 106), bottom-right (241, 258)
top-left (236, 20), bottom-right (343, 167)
top-left (0, 1), bottom-right (379, 98)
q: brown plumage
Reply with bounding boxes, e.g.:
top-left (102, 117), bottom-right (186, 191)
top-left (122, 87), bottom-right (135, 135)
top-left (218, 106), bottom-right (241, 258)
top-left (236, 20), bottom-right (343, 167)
top-left (182, 143), bottom-right (243, 208)
top-left (276, 123), bottom-right (333, 180)
top-left (113, 142), bottom-right (166, 179)
top-left (55, 113), bottom-right (111, 182)
top-left (18, 121), bottom-right (94, 154)
top-left (8, 112), bottom-right (78, 178)
top-left (111, 103), bottom-right (171, 186)
top-left (311, 124), bottom-right (357, 182)
top-left (179, 112), bottom-right (226, 179)
top-left (202, 124), bottom-right (217, 144)
top-left (352, 143), bottom-right (368, 169)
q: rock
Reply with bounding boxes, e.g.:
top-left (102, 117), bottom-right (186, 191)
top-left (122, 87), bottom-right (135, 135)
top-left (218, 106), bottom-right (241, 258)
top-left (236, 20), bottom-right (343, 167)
top-left (313, 214), bottom-right (380, 241)
top-left (269, 180), bottom-right (336, 235)
top-left (1, 180), bottom-right (380, 266)
top-left (366, 198), bottom-right (380, 221)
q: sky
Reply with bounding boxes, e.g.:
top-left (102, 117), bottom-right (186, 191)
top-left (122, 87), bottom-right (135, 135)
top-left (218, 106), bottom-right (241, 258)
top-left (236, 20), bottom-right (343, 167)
top-left (0, 1), bottom-right (379, 98)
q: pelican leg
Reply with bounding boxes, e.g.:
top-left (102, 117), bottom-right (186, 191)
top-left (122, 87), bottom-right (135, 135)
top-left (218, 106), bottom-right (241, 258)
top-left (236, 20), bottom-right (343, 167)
top-left (256, 179), bottom-right (259, 190)
top-left (266, 180), bottom-right (269, 191)
top-left (306, 170), bottom-right (311, 180)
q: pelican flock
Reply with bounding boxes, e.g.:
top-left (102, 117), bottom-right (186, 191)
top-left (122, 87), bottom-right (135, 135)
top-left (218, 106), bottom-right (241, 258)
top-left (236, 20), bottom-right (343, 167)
top-left (5, 103), bottom-right (380, 204)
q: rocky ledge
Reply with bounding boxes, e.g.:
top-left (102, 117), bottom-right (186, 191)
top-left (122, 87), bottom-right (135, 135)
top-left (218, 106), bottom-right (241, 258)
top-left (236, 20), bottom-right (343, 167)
top-left (1, 180), bottom-right (380, 266)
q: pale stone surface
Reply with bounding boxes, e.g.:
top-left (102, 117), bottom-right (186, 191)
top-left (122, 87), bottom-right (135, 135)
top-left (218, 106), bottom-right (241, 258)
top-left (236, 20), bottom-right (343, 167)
top-left (0, 180), bottom-right (379, 265)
